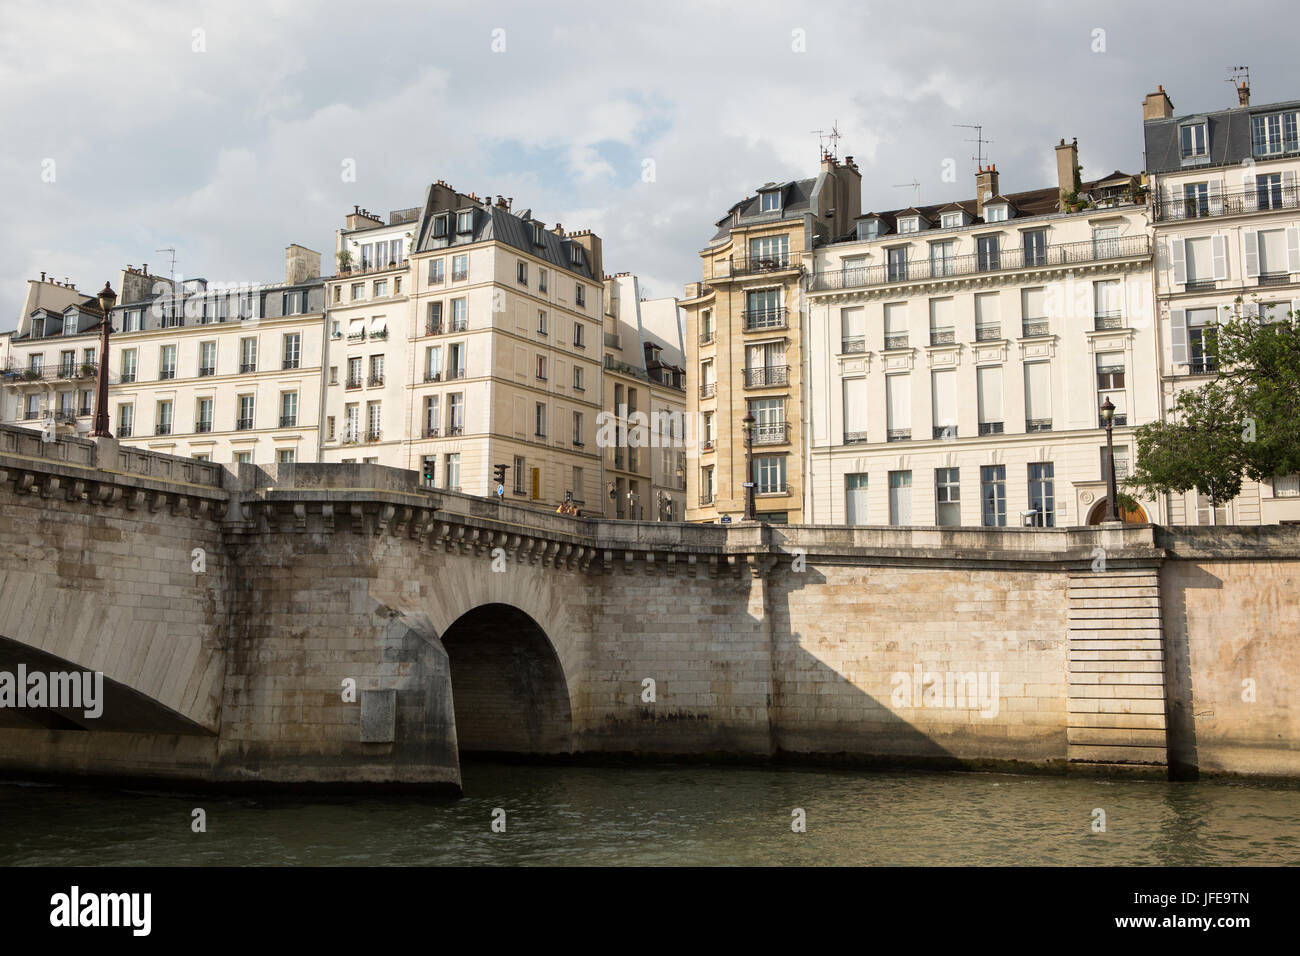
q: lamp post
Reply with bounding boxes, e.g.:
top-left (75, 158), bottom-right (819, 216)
top-left (742, 411), bottom-right (756, 521)
top-left (89, 282), bottom-right (117, 438)
top-left (1100, 396), bottom-right (1119, 522)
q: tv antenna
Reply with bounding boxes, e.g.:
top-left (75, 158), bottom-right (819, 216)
top-left (811, 122), bottom-right (841, 160)
top-left (1228, 65), bottom-right (1250, 96)
top-left (954, 123), bottom-right (993, 170)
top-left (156, 247), bottom-right (177, 277)
top-left (892, 180), bottom-right (921, 206)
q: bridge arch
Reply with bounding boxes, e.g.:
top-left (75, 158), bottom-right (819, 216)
top-left (440, 603), bottom-right (572, 755)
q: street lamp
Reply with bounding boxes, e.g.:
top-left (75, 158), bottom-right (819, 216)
top-left (742, 411), bottom-right (756, 521)
top-left (89, 282), bottom-right (117, 438)
top-left (1100, 396), bottom-right (1120, 522)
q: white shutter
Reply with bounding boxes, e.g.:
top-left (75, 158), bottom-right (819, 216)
top-left (1171, 238), bottom-right (1187, 284)
top-left (1212, 234), bottom-right (1228, 280)
top-left (843, 378), bottom-right (868, 433)
top-left (929, 297), bottom-right (954, 330)
top-left (1170, 309), bottom-right (1188, 365)
top-left (1287, 227), bottom-right (1300, 274)
top-left (931, 369), bottom-right (956, 432)
top-left (1284, 170), bottom-right (1298, 206)
top-left (977, 366), bottom-right (1003, 424)
top-left (1022, 287), bottom-right (1046, 319)
top-left (884, 302), bottom-right (906, 336)
top-left (1208, 179), bottom-right (1223, 215)
top-left (1243, 231), bottom-right (1260, 278)
top-left (1024, 362), bottom-right (1051, 421)
top-left (886, 374), bottom-right (910, 430)
top-left (975, 292), bottom-right (999, 326)
top-left (1164, 182), bottom-right (1180, 213)
top-left (841, 307), bottom-right (866, 339)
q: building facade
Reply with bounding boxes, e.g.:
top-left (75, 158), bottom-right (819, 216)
top-left (804, 141), bottom-right (1158, 527)
top-left (1143, 82), bottom-right (1300, 524)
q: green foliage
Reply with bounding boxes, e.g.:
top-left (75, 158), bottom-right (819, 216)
top-left (1128, 383), bottom-right (1245, 507)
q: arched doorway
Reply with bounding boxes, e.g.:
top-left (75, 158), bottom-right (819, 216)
top-left (1087, 498), bottom-right (1148, 524)
top-left (440, 603), bottom-right (572, 755)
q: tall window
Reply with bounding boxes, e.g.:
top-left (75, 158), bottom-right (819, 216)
top-left (428, 259), bottom-right (445, 285)
top-left (159, 345), bottom-right (176, 380)
top-left (981, 465), bottom-right (1006, 526)
top-left (513, 456), bottom-right (526, 494)
top-left (886, 374), bottom-right (911, 441)
top-left (118, 403), bottom-right (134, 437)
top-left (977, 365), bottom-right (1003, 434)
top-left (344, 404), bottom-right (359, 442)
top-left (240, 337), bottom-right (257, 372)
top-left (748, 234), bottom-right (789, 267)
top-left (842, 378), bottom-right (867, 443)
top-left (369, 354), bottom-right (384, 386)
top-left (1096, 352), bottom-right (1126, 427)
top-left (573, 410), bottom-right (584, 446)
top-left (935, 467), bottom-right (960, 526)
top-left (155, 400), bottom-right (173, 435)
top-left (888, 470), bottom-right (912, 525)
top-left (535, 402), bottom-right (547, 437)
top-left (281, 392), bottom-right (298, 427)
top-left (196, 398), bottom-right (213, 432)
top-left (573, 321), bottom-right (584, 348)
top-left (977, 235), bottom-right (1000, 271)
top-left (423, 396), bottom-right (440, 437)
top-left (845, 474), bottom-right (869, 524)
top-left (700, 465), bottom-right (715, 504)
top-left (1179, 122), bottom-right (1208, 160)
top-left (1023, 229), bottom-right (1047, 267)
top-left (199, 341), bottom-right (216, 376)
top-left (931, 369), bottom-right (956, 439)
top-left (1024, 362), bottom-right (1052, 431)
top-left (884, 302), bottom-right (908, 348)
top-left (121, 349), bottom-right (138, 383)
top-left (282, 290), bottom-right (305, 315)
top-left (755, 456), bottom-right (786, 494)
top-left (447, 394), bottom-right (464, 435)
top-left (929, 240), bottom-right (956, 277)
top-left (1251, 110), bottom-right (1299, 157)
top-left (1257, 172), bottom-right (1283, 211)
top-left (448, 342), bottom-right (466, 378)
top-left (451, 254), bottom-right (468, 281)
top-left (840, 306), bottom-right (865, 353)
top-left (238, 395), bottom-right (255, 430)
top-left (1028, 462), bottom-right (1055, 526)
top-left (887, 247), bottom-right (908, 282)
top-left (451, 298), bottom-right (468, 331)
top-left (445, 453), bottom-right (461, 490)
top-left (366, 402), bottom-right (382, 440)
top-left (282, 333), bottom-right (301, 369)
top-left (425, 345), bottom-right (442, 381)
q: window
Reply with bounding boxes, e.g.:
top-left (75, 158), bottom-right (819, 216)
top-left (451, 298), bottom-right (467, 332)
top-left (1196, 491), bottom-right (1228, 526)
top-left (448, 342), bottom-right (466, 379)
top-left (984, 204), bottom-right (1008, 223)
top-left (424, 345), bottom-right (442, 382)
top-left (366, 401), bottom-right (382, 440)
top-left (1092, 225), bottom-right (1119, 259)
top-left (1023, 229), bottom-right (1047, 267)
top-left (539, 268), bottom-right (548, 293)
top-left (451, 255), bottom-right (468, 281)
top-left (887, 247), bottom-right (908, 282)
top-left (536, 354), bottom-right (547, 380)
top-left (537, 310), bottom-right (548, 335)
top-left (841, 306), bottom-right (866, 353)
top-left (1096, 352), bottom-right (1126, 426)
top-left (199, 341), bottom-right (216, 376)
top-left (573, 365), bottom-right (584, 391)
top-left (118, 403), bottom-right (134, 437)
top-left (575, 284), bottom-right (586, 308)
top-left (535, 402), bottom-right (547, 437)
top-left (1021, 287), bottom-right (1048, 337)
top-left (426, 301), bottom-right (444, 335)
top-left (857, 220), bottom-right (880, 241)
top-left (1179, 122), bottom-right (1208, 160)
top-left (282, 333), bottom-right (301, 370)
top-left (433, 215), bottom-right (449, 238)
top-left (756, 456), bottom-right (786, 494)
top-left (760, 190), bottom-right (781, 213)
top-left (374, 279), bottom-right (387, 297)
top-left (64, 313), bottom-right (78, 335)
top-left (977, 365), bottom-right (1003, 434)
top-left (351, 282), bottom-right (364, 301)
top-left (237, 395), bottom-right (255, 430)
top-left (196, 397), bottom-right (213, 433)
top-left (1256, 227), bottom-right (1291, 277)
top-left (347, 356), bottom-right (363, 388)
top-left (513, 456), bottom-right (526, 494)
top-left (343, 404), bottom-right (359, 442)
top-left (159, 345), bottom-right (177, 380)
top-left (750, 397), bottom-right (786, 446)
top-left (940, 211), bottom-right (962, 229)
top-left (360, 243), bottom-right (373, 269)
top-left (327, 416), bottom-right (336, 441)
top-left (884, 301), bottom-right (908, 348)
top-left (1028, 462), bottom-right (1055, 526)
top-left (276, 449), bottom-right (296, 463)
top-left (447, 393), bottom-right (464, 435)
top-left (329, 365), bottom-right (339, 385)
top-left (445, 453), bottom-right (461, 491)
top-left (929, 296), bottom-right (955, 345)
top-left (701, 465), bottom-right (715, 504)
top-left (1094, 279), bottom-right (1123, 329)
top-left (58, 349), bottom-right (74, 376)
top-left (898, 217), bottom-right (919, 234)
top-left (517, 261), bottom-right (528, 285)
top-left (977, 235), bottom-right (1000, 271)
top-left (889, 470), bottom-right (912, 525)
top-left (841, 378), bottom-right (867, 444)
top-left (121, 349), bottom-right (137, 382)
top-left (282, 290), bottom-right (305, 315)
top-left (234, 452), bottom-right (252, 465)
top-left (573, 321), bottom-right (584, 348)
top-left (1257, 172), bottom-right (1283, 211)
top-left (573, 410), bottom-right (584, 446)
top-left (281, 392), bottom-right (298, 427)
top-left (421, 395), bottom-right (439, 437)
top-left (845, 474), bottom-right (869, 524)
top-left (428, 259), bottom-right (445, 285)
top-left (369, 354), bottom-right (384, 386)
top-left (1183, 182), bottom-right (1210, 218)
top-left (123, 309), bottom-right (144, 332)
top-left (1273, 475), bottom-right (1300, 498)
top-left (23, 394), bottom-right (39, 420)
top-left (571, 466), bottom-right (584, 503)
top-left (1024, 362), bottom-right (1052, 431)
top-left (240, 337), bottom-right (257, 373)
top-left (886, 374), bottom-right (910, 440)
top-left (935, 467), bottom-right (960, 526)
top-left (744, 341), bottom-right (786, 386)
top-left (703, 411), bottom-right (716, 447)
top-left (931, 369), bottom-right (956, 439)
top-left (155, 400), bottom-right (173, 435)
top-left (748, 234), bottom-right (789, 267)
top-left (456, 210), bottom-right (474, 233)
top-left (1251, 110), bottom-right (1299, 157)
top-left (28, 353), bottom-right (43, 372)
top-left (746, 288), bottom-right (781, 329)
top-left (929, 241), bottom-right (956, 277)
top-left (981, 465), bottom-right (1006, 526)
top-left (1174, 235), bottom-right (1226, 285)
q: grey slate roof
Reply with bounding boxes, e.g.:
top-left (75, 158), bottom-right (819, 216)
top-left (1144, 98), bottom-right (1300, 173)
top-left (709, 177), bottom-right (818, 241)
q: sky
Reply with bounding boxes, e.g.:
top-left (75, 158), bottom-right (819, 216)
top-left (1, 0), bottom-right (1295, 330)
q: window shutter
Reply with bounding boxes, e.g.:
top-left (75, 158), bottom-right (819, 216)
top-left (1171, 238), bottom-right (1187, 284)
top-left (1212, 234), bottom-right (1228, 280)
top-left (1208, 179), bottom-right (1222, 215)
top-left (1287, 227), bottom-right (1300, 274)
top-left (977, 366), bottom-right (1003, 423)
top-left (842, 378), bottom-right (868, 432)
top-left (1243, 231), bottom-right (1260, 278)
top-left (1284, 170), bottom-right (1298, 205)
top-left (1024, 362), bottom-right (1051, 421)
top-left (931, 369), bottom-right (956, 432)
top-left (886, 374), bottom-right (911, 430)
top-left (1170, 309), bottom-right (1188, 365)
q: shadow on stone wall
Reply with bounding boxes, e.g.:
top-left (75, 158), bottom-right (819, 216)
top-left (1160, 564), bottom-right (1223, 781)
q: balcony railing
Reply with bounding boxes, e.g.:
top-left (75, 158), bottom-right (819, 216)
top-left (978, 421), bottom-right (1004, 436)
top-left (1258, 272), bottom-right (1292, 287)
top-left (159, 369), bottom-right (176, 380)
top-left (933, 425), bottom-right (957, 439)
top-left (426, 320), bottom-right (443, 335)
top-left (887, 429), bottom-right (910, 442)
top-left (280, 416), bottom-right (297, 428)
top-left (346, 377), bottom-right (362, 390)
top-left (1021, 320), bottom-right (1050, 338)
top-left (118, 425), bottom-right (132, 437)
top-left (699, 383), bottom-right (716, 399)
top-left (368, 375), bottom-right (384, 387)
top-left (1185, 278), bottom-right (1218, 292)
top-left (843, 431), bottom-right (868, 444)
top-left (1093, 311), bottom-right (1123, 330)
top-left (282, 360), bottom-right (300, 370)
top-left (1026, 418), bottom-right (1053, 432)
top-left (365, 429), bottom-right (382, 442)
top-left (447, 424), bottom-right (463, 436)
top-left (699, 492), bottom-right (714, 505)
top-left (841, 336), bottom-right (865, 354)
top-left (54, 410), bottom-right (77, 424)
top-left (743, 308), bottom-right (787, 331)
top-left (1188, 359), bottom-right (1218, 375)
top-left (240, 362), bottom-right (256, 373)
top-left (929, 327), bottom-right (956, 346)
top-left (699, 329), bottom-right (715, 345)
top-left (196, 421), bottom-right (213, 433)
top-left (155, 423), bottom-right (172, 435)
top-left (347, 331), bottom-right (366, 342)
top-left (370, 328), bottom-right (388, 341)
top-left (809, 234), bottom-right (1151, 292)
top-left (120, 371), bottom-right (136, 383)
top-left (884, 334), bottom-right (909, 350)
top-left (717, 254), bottom-right (795, 278)
top-left (1154, 186), bottom-right (1300, 222)
top-left (423, 425), bottom-right (440, 438)
top-left (1099, 413), bottom-right (1129, 428)
top-left (751, 422), bottom-right (791, 446)
top-left (423, 370), bottom-right (442, 382)
top-left (78, 404), bottom-right (91, 417)
top-left (199, 366), bottom-right (216, 377)
top-left (451, 317), bottom-right (468, 332)
top-left (237, 417), bottom-right (254, 431)
top-left (446, 367), bottom-right (466, 380)
top-left (744, 365), bottom-right (788, 388)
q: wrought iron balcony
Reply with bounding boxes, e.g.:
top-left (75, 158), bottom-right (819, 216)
top-left (719, 254), bottom-right (795, 278)
top-left (1154, 186), bottom-right (1300, 222)
top-left (884, 334), bottom-right (909, 350)
top-left (979, 421), bottom-right (1004, 436)
top-left (347, 331), bottom-right (366, 342)
top-left (196, 421), bottom-right (213, 433)
top-left (1026, 418), bottom-right (1053, 432)
top-left (120, 371), bottom-right (136, 383)
top-left (699, 329), bottom-right (715, 345)
top-left (370, 328), bottom-right (388, 340)
top-left (929, 326), bottom-right (956, 346)
top-left (843, 431), bottom-right (868, 444)
top-left (1185, 279), bottom-right (1217, 292)
top-left (345, 377), bottom-right (362, 390)
top-left (282, 360), bottom-right (300, 370)
top-left (280, 416), bottom-right (297, 428)
top-left (423, 425), bottom-right (439, 438)
top-left (240, 362), bottom-right (257, 373)
top-left (423, 370), bottom-right (442, 382)
top-left (699, 383), bottom-right (716, 399)
top-left (1099, 413), bottom-right (1129, 428)
top-left (159, 369), bottom-right (176, 380)
top-left (155, 423), bottom-right (172, 435)
top-left (451, 317), bottom-right (468, 332)
top-left (887, 429), bottom-right (910, 442)
top-left (743, 365), bottom-right (789, 388)
top-left (426, 320), bottom-right (443, 335)
top-left (236, 417), bottom-right (255, 431)
top-left (365, 429), bottom-right (382, 442)
top-left (751, 421), bottom-right (791, 446)
top-left (933, 425), bottom-right (957, 439)
top-left (1188, 359), bottom-right (1218, 375)
top-left (1093, 311), bottom-right (1124, 330)
top-left (199, 366), bottom-right (216, 377)
top-left (809, 235), bottom-right (1151, 292)
top-left (368, 375), bottom-right (384, 387)
top-left (447, 424), bottom-right (463, 436)
top-left (975, 325), bottom-right (1001, 342)
top-left (1258, 272), bottom-right (1292, 287)
top-left (743, 308), bottom-right (787, 331)
top-left (841, 336), bottom-right (866, 353)
top-left (446, 367), bottom-right (466, 380)
top-left (699, 491), bottom-right (714, 505)
top-left (1021, 320), bottom-right (1050, 338)
top-left (118, 425), bottom-right (132, 437)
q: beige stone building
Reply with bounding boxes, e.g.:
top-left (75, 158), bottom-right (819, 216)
top-left (601, 273), bottom-right (687, 520)
top-left (805, 140), bottom-right (1157, 527)
top-left (1143, 82), bottom-right (1300, 525)
top-left (681, 153), bottom-right (862, 523)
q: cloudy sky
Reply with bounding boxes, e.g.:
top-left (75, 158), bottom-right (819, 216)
top-left (1, 0), bottom-right (1293, 329)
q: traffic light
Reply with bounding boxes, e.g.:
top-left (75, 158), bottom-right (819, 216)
top-left (421, 456), bottom-right (436, 487)
top-left (493, 463), bottom-right (507, 487)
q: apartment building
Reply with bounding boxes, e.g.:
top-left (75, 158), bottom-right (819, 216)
top-left (1143, 82), bottom-right (1300, 524)
top-left (602, 273), bottom-right (687, 520)
top-left (402, 181), bottom-right (605, 511)
top-left (1, 252), bottom-right (326, 463)
top-left (682, 152), bottom-right (862, 523)
top-left (804, 141), bottom-right (1157, 527)
top-left (320, 205), bottom-right (416, 464)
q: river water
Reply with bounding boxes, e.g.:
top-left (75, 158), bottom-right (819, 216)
top-left (1, 762), bottom-right (1297, 866)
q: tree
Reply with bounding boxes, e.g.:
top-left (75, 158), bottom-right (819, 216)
top-left (1128, 299), bottom-right (1300, 521)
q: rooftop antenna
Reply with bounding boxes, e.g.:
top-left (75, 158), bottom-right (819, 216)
top-left (155, 247), bottom-right (177, 278)
top-left (1228, 65), bottom-right (1250, 103)
top-left (892, 180), bottom-right (922, 206)
top-left (811, 122), bottom-right (841, 161)
top-left (954, 123), bottom-right (993, 171)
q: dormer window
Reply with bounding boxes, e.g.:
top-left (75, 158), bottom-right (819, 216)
top-left (940, 212), bottom-right (963, 229)
top-left (985, 204), bottom-right (1009, 223)
top-left (1251, 110), bottom-right (1300, 157)
top-left (898, 217), bottom-right (920, 234)
top-left (456, 210), bottom-right (473, 233)
top-left (857, 220), bottom-right (880, 240)
top-left (433, 214), bottom-right (449, 238)
top-left (760, 190), bottom-right (782, 213)
top-left (1180, 122), bottom-right (1208, 161)
top-left (532, 222), bottom-right (545, 246)
top-left (569, 245), bottom-right (584, 267)
top-left (64, 313), bottom-right (79, 335)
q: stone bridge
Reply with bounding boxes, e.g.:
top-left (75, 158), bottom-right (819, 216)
top-left (0, 424), bottom-right (1296, 793)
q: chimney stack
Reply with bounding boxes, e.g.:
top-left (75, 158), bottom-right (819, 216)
top-left (1055, 138), bottom-right (1081, 210)
top-left (1238, 81), bottom-right (1251, 107)
top-left (976, 164), bottom-right (999, 218)
top-left (1143, 85), bottom-right (1174, 121)
top-left (285, 244), bottom-right (322, 286)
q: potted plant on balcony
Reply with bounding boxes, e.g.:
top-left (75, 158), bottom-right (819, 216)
top-left (337, 250), bottom-right (353, 275)
top-left (79, 362), bottom-right (96, 377)
top-left (21, 369), bottom-right (40, 381)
